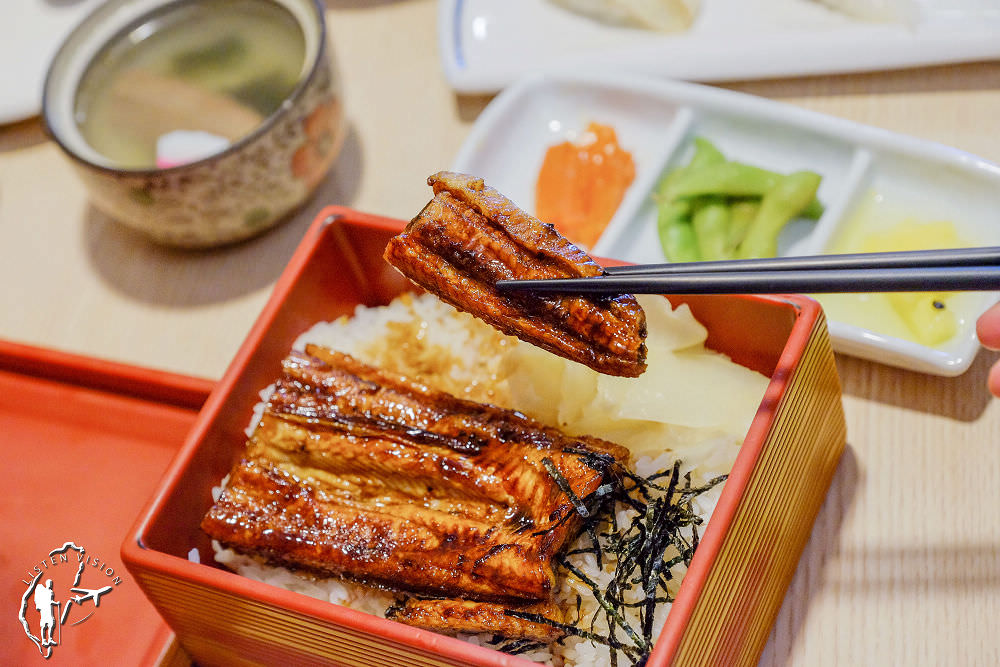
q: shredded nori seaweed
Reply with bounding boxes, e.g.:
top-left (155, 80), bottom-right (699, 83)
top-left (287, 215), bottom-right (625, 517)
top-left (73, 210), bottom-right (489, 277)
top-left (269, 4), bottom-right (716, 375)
top-left (530, 456), bottom-right (728, 666)
top-left (490, 637), bottom-right (550, 656)
top-left (542, 456), bottom-right (592, 518)
top-left (386, 454), bottom-right (726, 666)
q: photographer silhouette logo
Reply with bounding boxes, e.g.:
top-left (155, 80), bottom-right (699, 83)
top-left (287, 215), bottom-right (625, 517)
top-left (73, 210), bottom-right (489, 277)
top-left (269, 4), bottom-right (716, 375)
top-left (18, 541), bottom-right (123, 659)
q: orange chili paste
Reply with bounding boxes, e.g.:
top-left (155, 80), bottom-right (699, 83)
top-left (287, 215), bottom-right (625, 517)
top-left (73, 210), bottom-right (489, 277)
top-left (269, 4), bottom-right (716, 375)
top-left (535, 122), bottom-right (636, 248)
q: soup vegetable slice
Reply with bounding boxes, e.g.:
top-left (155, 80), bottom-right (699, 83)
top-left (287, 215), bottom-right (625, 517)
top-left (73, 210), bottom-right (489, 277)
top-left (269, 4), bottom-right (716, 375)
top-left (384, 171), bottom-right (648, 377)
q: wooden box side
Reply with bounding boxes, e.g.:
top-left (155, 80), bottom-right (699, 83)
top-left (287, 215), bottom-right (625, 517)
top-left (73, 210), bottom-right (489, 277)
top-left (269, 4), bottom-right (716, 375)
top-left (668, 311), bottom-right (846, 666)
top-left (136, 571), bottom-right (473, 667)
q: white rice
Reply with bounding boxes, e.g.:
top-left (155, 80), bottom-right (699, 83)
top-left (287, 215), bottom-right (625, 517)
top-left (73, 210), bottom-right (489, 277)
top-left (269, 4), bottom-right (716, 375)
top-left (212, 293), bottom-right (765, 666)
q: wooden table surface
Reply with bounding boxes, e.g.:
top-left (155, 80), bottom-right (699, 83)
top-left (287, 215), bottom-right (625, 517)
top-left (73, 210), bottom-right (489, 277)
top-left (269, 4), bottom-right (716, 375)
top-left (2, 2), bottom-right (998, 665)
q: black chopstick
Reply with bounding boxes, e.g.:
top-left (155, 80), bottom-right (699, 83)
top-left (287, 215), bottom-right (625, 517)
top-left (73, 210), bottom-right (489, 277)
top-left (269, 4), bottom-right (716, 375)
top-left (495, 266), bottom-right (1000, 295)
top-left (601, 246), bottom-right (1000, 276)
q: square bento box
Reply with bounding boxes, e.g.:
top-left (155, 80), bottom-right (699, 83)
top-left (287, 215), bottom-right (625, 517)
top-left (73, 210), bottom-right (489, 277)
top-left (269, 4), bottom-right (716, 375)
top-left (122, 207), bottom-right (847, 666)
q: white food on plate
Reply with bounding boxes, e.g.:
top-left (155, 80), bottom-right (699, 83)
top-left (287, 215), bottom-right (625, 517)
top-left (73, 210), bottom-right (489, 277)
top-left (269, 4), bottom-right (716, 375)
top-left (548, 0), bottom-right (701, 31)
top-left (811, 0), bottom-right (916, 22)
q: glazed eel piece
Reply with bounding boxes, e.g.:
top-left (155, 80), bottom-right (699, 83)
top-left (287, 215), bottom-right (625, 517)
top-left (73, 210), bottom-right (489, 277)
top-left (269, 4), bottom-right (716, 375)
top-left (202, 345), bottom-right (628, 609)
top-left (384, 171), bottom-right (648, 377)
top-left (387, 598), bottom-right (566, 643)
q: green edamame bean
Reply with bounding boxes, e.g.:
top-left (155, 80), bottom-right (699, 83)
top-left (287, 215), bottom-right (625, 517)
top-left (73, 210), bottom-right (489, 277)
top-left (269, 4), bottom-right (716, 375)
top-left (654, 137), bottom-right (726, 202)
top-left (726, 199), bottom-right (759, 252)
top-left (652, 137), bottom-right (825, 262)
top-left (801, 197), bottom-right (825, 221)
top-left (736, 171), bottom-right (822, 259)
top-left (656, 200), bottom-right (700, 262)
top-left (669, 161), bottom-right (781, 198)
top-left (692, 199), bottom-right (731, 261)
top-left (688, 136), bottom-right (726, 169)
top-left (668, 162), bottom-right (824, 218)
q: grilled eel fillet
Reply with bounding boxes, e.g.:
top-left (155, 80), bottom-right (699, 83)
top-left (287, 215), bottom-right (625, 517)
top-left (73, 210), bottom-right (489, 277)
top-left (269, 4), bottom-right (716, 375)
top-left (202, 345), bottom-right (629, 609)
top-left (384, 171), bottom-right (647, 377)
top-left (387, 598), bottom-right (566, 643)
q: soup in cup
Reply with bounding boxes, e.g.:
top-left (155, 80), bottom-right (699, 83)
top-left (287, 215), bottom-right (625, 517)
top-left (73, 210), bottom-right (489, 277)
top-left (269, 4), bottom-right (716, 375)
top-left (43, 0), bottom-right (344, 247)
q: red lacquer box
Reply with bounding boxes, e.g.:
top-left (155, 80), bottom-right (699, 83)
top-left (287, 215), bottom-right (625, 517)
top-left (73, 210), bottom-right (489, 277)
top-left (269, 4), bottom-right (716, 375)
top-left (122, 208), bottom-right (846, 666)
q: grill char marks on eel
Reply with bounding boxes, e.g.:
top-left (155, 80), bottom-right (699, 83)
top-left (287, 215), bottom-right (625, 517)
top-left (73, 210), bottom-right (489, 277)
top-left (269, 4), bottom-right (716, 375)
top-left (384, 171), bottom-right (648, 377)
top-left (202, 345), bottom-right (629, 605)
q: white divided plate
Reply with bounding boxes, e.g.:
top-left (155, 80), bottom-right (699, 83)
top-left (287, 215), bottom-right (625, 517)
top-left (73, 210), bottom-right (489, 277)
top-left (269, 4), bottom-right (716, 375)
top-left (450, 71), bottom-right (1000, 376)
top-left (438, 0), bottom-right (1000, 94)
top-left (0, 1), bottom-right (105, 125)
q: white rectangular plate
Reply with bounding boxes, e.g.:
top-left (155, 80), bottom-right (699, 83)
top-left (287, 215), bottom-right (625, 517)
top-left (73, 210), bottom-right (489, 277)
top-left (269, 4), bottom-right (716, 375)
top-left (438, 0), bottom-right (1000, 94)
top-left (450, 71), bottom-right (1000, 376)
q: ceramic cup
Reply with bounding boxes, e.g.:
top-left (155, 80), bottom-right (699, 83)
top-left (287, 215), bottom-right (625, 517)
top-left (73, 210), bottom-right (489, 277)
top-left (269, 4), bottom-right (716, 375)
top-left (43, 0), bottom-right (344, 248)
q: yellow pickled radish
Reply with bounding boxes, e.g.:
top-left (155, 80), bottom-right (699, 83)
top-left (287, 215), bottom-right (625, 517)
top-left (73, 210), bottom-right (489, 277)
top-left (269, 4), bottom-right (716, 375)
top-left (815, 190), bottom-right (977, 349)
top-left (863, 221), bottom-right (961, 344)
top-left (888, 292), bottom-right (957, 346)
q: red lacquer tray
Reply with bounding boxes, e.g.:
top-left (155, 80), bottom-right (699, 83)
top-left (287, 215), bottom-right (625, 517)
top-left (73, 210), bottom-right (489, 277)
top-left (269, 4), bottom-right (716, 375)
top-left (0, 340), bottom-right (211, 665)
